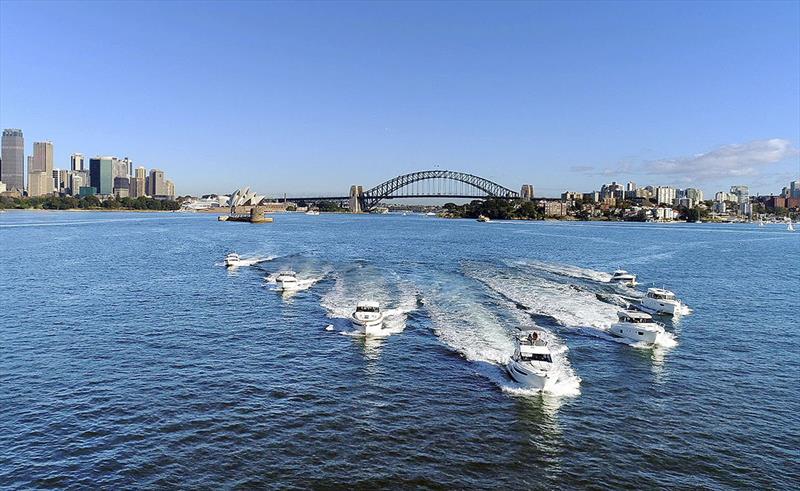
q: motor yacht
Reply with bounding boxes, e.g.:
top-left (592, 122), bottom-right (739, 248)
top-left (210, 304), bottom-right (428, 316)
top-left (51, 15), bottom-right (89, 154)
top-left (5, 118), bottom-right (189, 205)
top-left (351, 301), bottom-right (386, 336)
top-left (506, 329), bottom-right (560, 391)
top-left (225, 252), bottom-right (242, 267)
top-left (477, 215), bottom-right (491, 222)
top-left (274, 270), bottom-right (300, 291)
top-left (305, 210), bottom-right (320, 216)
top-left (610, 269), bottom-right (637, 287)
top-left (425, 212), bottom-right (437, 217)
top-left (610, 310), bottom-right (665, 345)
top-left (639, 288), bottom-right (686, 315)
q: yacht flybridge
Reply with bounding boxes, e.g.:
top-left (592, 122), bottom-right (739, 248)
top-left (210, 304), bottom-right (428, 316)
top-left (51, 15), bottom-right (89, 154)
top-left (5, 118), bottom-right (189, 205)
top-left (610, 270), bottom-right (637, 287)
top-left (639, 288), bottom-right (688, 316)
top-left (610, 310), bottom-right (665, 345)
top-left (351, 301), bottom-right (386, 336)
top-left (274, 271), bottom-right (299, 291)
top-left (506, 329), bottom-right (561, 391)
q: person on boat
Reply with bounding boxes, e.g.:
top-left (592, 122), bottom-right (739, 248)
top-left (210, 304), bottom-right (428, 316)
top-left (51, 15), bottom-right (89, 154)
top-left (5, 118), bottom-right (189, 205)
top-left (528, 332), bottom-right (538, 343)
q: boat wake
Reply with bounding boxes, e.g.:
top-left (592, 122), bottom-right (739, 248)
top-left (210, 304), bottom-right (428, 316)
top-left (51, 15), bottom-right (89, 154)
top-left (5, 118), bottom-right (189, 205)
top-left (320, 264), bottom-right (418, 335)
top-left (420, 272), bottom-right (581, 396)
top-left (509, 259), bottom-right (612, 283)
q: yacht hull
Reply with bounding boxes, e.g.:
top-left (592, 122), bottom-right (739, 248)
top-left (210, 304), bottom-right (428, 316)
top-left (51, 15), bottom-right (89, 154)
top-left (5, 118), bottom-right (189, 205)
top-left (610, 323), bottom-right (661, 344)
top-left (351, 315), bottom-right (385, 336)
top-left (639, 298), bottom-right (681, 315)
top-left (506, 361), bottom-right (556, 391)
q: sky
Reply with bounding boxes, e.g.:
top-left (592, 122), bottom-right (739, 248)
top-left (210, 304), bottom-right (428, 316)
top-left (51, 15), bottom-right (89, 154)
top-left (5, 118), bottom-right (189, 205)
top-left (1, 0), bottom-right (799, 197)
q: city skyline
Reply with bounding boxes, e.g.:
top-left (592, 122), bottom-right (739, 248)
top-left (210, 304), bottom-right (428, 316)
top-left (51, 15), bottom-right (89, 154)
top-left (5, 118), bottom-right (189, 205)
top-left (1, 1), bottom-right (799, 196)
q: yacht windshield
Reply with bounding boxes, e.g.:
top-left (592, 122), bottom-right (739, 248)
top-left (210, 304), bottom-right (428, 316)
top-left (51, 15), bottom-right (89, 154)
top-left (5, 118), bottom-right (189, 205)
top-left (522, 353), bottom-right (552, 363)
top-left (357, 306), bottom-right (380, 313)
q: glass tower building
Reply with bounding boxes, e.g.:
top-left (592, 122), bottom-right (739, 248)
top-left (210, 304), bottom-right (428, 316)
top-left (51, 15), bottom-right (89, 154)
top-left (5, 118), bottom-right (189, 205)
top-left (89, 157), bottom-right (113, 196)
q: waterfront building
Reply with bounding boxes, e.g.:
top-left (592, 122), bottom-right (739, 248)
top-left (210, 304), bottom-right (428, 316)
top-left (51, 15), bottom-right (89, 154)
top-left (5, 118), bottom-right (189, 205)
top-left (69, 171), bottom-right (88, 195)
top-left (543, 201), bottom-right (568, 217)
top-left (112, 157), bottom-right (132, 180)
top-left (28, 171), bottom-right (52, 197)
top-left (165, 180), bottom-right (175, 199)
top-left (89, 157), bottom-right (113, 195)
top-left (70, 153), bottom-right (85, 172)
top-left (113, 176), bottom-right (130, 198)
top-left (713, 201), bottom-right (727, 213)
top-left (1, 129), bottom-right (24, 192)
top-left (685, 188), bottom-right (704, 204)
top-left (148, 169), bottom-right (167, 197)
top-left (655, 186), bottom-right (677, 205)
top-left (520, 184), bottom-right (534, 200)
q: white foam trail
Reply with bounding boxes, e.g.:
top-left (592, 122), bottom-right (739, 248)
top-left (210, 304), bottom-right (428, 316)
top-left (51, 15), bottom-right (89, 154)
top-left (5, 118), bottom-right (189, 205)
top-left (421, 275), bottom-right (580, 396)
top-left (466, 262), bottom-right (620, 330)
top-left (320, 265), bottom-right (417, 334)
top-left (511, 259), bottom-right (612, 283)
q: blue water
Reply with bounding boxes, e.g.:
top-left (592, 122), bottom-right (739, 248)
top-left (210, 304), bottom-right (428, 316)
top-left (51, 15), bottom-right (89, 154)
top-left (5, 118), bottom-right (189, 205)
top-left (1, 211), bottom-right (798, 489)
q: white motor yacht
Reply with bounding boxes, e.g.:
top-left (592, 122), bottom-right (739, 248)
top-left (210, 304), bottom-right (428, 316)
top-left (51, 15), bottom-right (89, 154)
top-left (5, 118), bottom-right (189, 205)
top-left (639, 287), bottom-right (686, 315)
top-left (610, 269), bottom-right (637, 287)
top-left (275, 270), bottom-right (300, 291)
top-left (305, 210), bottom-right (320, 216)
top-left (351, 301), bottom-right (386, 336)
top-left (506, 329), bottom-right (560, 391)
top-left (610, 310), bottom-right (665, 345)
top-left (225, 252), bottom-right (242, 267)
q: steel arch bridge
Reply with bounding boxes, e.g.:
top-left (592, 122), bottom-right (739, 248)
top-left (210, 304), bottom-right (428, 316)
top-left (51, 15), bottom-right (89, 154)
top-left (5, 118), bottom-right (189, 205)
top-left (359, 170), bottom-right (519, 210)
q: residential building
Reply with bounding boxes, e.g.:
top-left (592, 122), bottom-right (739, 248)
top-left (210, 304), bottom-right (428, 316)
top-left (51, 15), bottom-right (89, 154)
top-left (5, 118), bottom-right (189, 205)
top-left (89, 157), bottom-right (113, 195)
top-left (655, 186), bottom-right (677, 205)
top-left (684, 188), bottom-right (703, 203)
top-left (1, 129), bottom-right (24, 192)
top-left (543, 201), bottom-right (568, 217)
top-left (561, 191), bottom-right (582, 202)
top-left (730, 185), bottom-right (750, 215)
top-left (70, 153), bottom-right (85, 171)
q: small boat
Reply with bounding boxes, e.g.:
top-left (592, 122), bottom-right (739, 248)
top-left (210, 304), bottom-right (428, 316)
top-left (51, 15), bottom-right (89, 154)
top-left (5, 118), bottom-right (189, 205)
top-left (639, 288), bottom-right (686, 316)
top-left (425, 212), bottom-right (437, 217)
top-left (477, 215), bottom-right (490, 222)
top-left (351, 301), bottom-right (386, 336)
top-left (305, 210), bottom-right (320, 216)
top-left (275, 270), bottom-right (300, 291)
top-left (506, 329), bottom-right (561, 391)
top-left (789, 221), bottom-right (795, 232)
top-left (224, 252), bottom-right (242, 267)
top-left (758, 218), bottom-right (765, 227)
top-left (610, 310), bottom-right (665, 345)
top-left (610, 269), bottom-right (637, 287)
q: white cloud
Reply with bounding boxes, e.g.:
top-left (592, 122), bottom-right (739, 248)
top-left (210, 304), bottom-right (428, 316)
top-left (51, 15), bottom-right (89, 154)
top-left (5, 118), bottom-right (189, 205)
top-left (644, 139), bottom-right (797, 181)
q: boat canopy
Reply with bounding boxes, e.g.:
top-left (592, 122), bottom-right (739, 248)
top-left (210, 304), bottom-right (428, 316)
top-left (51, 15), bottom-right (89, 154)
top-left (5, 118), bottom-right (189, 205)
top-left (647, 288), bottom-right (675, 300)
top-left (277, 271), bottom-right (297, 277)
top-left (617, 310), bottom-right (653, 323)
top-left (356, 301), bottom-right (380, 312)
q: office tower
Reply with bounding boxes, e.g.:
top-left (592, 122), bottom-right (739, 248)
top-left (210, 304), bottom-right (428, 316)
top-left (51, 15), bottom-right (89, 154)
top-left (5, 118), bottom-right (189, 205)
top-left (129, 166), bottom-right (146, 197)
top-left (520, 184), bottom-right (534, 200)
top-left (626, 181), bottom-right (637, 192)
top-left (69, 171), bottom-right (88, 195)
top-left (70, 153), bottom-right (85, 171)
top-left (112, 157), bottom-right (132, 180)
top-left (52, 169), bottom-right (62, 193)
top-left (135, 166), bottom-right (146, 179)
top-left (31, 141), bottom-right (54, 173)
top-left (89, 157), bottom-right (113, 195)
top-left (113, 176), bottom-right (130, 198)
top-left (148, 169), bottom-right (166, 197)
top-left (165, 180), bottom-right (175, 199)
top-left (791, 180), bottom-right (800, 199)
top-left (28, 171), bottom-right (51, 197)
top-left (1, 129), bottom-right (24, 191)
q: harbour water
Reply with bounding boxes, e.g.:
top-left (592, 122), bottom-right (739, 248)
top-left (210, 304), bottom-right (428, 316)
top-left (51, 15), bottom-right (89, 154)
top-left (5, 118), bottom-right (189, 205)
top-left (1, 211), bottom-right (798, 489)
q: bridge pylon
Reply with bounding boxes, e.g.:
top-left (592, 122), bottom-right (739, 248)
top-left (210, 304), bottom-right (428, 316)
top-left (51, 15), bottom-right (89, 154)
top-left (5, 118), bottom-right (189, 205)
top-left (349, 185), bottom-right (364, 213)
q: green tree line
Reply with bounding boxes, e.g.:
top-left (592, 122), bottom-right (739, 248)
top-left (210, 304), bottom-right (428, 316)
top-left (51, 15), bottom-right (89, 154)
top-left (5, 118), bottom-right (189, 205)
top-left (0, 195), bottom-right (181, 211)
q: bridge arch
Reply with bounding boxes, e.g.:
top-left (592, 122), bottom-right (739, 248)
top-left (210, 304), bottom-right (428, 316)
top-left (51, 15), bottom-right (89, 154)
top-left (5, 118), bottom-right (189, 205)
top-left (360, 170), bottom-right (519, 210)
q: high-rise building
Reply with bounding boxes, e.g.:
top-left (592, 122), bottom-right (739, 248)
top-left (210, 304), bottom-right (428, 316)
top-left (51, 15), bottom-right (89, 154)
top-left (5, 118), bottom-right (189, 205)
top-left (31, 141), bottom-right (54, 173)
top-left (69, 171), bottom-right (88, 195)
top-left (1, 129), bottom-right (25, 192)
top-left (89, 157), bottom-right (114, 195)
top-left (790, 180), bottom-right (800, 199)
top-left (655, 186), bottom-right (677, 205)
top-left (684, 188), bottom-right (704, 204)
top-left (113, 176), bottom-right (130, 198)
top-left (626, 181), bottom-right (637, 192)
top-left (28, 171), bottom-right (51, 197)
top-left (148, 169), bottom-right (167, 197)
top-left (70, 153), bottom-right (85, 171)
top-left (730, 185), bottom-right (750, 215)
top-left (112, 157), bottom-right (132, 180)
top-left (134, 166), bottom-right (146, 179)
top-left (520, 184), bottom-right (534, 200)
top-left (165, 180), bottom-right (175, 199)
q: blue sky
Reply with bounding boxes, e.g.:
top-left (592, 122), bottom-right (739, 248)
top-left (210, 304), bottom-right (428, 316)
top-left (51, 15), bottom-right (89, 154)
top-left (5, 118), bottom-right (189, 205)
top-left (1, 0), bottom-right (798, 197)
